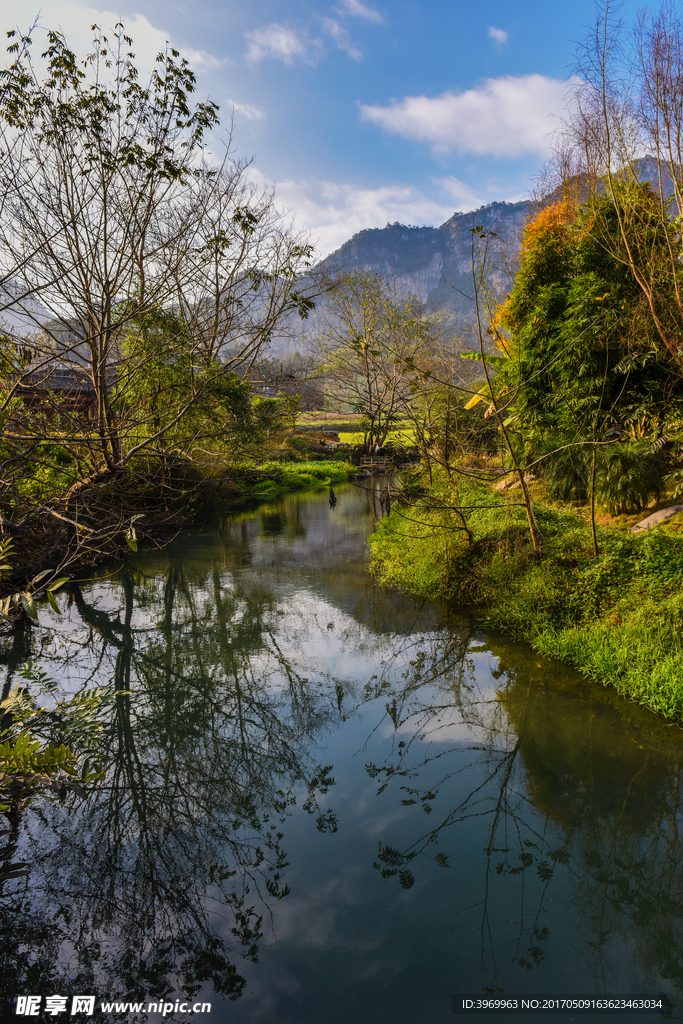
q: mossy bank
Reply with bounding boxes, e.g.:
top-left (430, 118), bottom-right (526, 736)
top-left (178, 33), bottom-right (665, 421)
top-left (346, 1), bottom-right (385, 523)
top-left (369, 477), bottom-right (683, 722)
top-left (5, 459), bottom-right (354, 587)
top-left (206, 458), bottom-right (354, 502)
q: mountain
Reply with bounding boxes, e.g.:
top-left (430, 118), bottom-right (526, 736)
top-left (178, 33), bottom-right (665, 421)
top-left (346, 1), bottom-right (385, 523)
top-left (320, 199), bottom-right (530, 326)
top-left (262, 200), bottom-right (530, 358)
top-left (316, 156), bottom-right (677, 330)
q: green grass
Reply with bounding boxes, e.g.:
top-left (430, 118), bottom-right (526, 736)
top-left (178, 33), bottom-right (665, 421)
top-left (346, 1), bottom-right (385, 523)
top-left (338, 428), bottom-right (416, 445)
top-left (298, 412), bottom-right (363, 421)
top-left (234, 459), bottom-right (354, 495)
top-left (297, 412), bottom-right (364, 431)
top-left (368, 476), bottom-right (683, 721)
top-left (297, 422), bottom-right (363, 434)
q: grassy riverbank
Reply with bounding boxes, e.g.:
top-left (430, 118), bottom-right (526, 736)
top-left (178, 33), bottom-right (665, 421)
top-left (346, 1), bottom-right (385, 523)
top-left (201, 457), bottom-right (354, 497)
top-left (6, 457), bottom-right (354, 586)
top-left (369, 476), bottom-right (683, 721)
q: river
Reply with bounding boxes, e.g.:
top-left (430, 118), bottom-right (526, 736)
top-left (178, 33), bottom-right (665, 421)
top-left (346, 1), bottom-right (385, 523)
top-left (3, 479), bottom-right (683, 1023)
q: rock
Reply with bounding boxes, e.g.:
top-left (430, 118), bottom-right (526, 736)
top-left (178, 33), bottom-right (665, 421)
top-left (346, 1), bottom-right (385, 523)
top-left (629, 504), bottom-right (683, 532)
top-left (493, 475), bottom-right (515, 491)
top-left (493, 472), bottom-right (536, 492)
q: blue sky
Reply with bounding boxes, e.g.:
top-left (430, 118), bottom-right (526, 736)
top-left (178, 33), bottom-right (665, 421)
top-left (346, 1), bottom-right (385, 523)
top-left (3, 0), bottom-right (643, 255)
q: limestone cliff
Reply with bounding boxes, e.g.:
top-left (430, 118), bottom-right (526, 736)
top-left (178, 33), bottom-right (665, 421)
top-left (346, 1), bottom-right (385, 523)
top-left (321, 199), bottom-right (529, 323)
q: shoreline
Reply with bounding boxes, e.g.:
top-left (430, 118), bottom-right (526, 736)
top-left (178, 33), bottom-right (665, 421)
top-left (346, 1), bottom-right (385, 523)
top-left (368, 476), bottom-right (683, 723)
top-left (2, 458), bottom-right (355, 595)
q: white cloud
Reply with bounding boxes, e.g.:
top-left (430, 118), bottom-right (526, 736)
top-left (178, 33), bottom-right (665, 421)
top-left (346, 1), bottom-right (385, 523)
top-left (360, 74), bottom-right (576, 158)
top-left (488, 26), bottom-right (508, 45)
top-left (432, 176), bottom-right (486, 210)
top-left (181, 47), bottom-right (228, 71)
top-left (247, 169), bottom-right (478, 256)
top-left (322, 18), bottom-right (362, 60)
top-left (245, 23), bottom-right (322, 66)
top-left (335, 0), bottom-right (383, 23)
top-left (227, 99), bottom-right (266, 120)
top-left (2, 3), bottom-right (223, 77)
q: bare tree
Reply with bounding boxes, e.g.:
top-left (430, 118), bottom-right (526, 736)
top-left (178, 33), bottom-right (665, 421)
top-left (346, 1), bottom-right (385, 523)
top-left (170, 165), bottom-right (315, 372)
top-left (0, 25), bottom-right (317, 517)
top-left (550, 0), bottom-right (683, 365)
top-left (310, 270), bottom-right (435, 454)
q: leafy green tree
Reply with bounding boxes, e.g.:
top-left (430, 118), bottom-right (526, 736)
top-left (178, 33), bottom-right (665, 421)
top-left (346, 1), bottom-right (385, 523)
top-left (117, 305), bottom-right (255, 457)
top-left (495, 187), bottom-right (683, 520)
top-left (251, 393), bottom-right (300, 438)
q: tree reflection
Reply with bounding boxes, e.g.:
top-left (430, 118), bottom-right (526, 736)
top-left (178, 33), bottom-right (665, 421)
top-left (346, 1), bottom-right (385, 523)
top-left (364, 631), bottom-right (683, 1002)
top-left (501, 650), bottom-right (683, 996)
top-left (0, 552), bottom-right (343, 1011)
top-left (4, 483), bottom-right (683, 1014)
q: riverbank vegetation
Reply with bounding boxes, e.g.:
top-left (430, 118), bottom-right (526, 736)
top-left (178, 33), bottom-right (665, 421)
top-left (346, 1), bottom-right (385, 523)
top-left (369, 472), bottom-right (683, 720)
top-left (367, 1), bottom-right (683, 721)
top-left (0, 25), bottom-right (353, 583)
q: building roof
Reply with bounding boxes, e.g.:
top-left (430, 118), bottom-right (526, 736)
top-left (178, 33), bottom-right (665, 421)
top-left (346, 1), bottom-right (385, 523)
top-left (10, 363), bottom-right (117, 394)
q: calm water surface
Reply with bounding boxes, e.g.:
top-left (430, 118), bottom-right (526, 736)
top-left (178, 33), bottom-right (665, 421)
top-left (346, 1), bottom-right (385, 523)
top-left (4, 480), bottom-right (683, 1023)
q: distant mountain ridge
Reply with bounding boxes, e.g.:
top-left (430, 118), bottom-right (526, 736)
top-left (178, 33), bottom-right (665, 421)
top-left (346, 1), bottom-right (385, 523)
top-left (317, 156), bottom-right (674, 327)
top-left (321, 199), bottom-right (530, 324)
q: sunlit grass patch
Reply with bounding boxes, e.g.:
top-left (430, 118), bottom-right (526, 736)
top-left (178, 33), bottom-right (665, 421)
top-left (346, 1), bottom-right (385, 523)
top-left (241, 459), bottom-right (354, 495)
top-left (368, 472), bottom-right (683, 722)
top-left (338, 428), bottom-right (416, 445)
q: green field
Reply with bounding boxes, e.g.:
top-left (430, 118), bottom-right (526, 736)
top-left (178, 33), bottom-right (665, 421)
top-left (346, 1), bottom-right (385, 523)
top-left (337, 428), bottom-right (416, 445)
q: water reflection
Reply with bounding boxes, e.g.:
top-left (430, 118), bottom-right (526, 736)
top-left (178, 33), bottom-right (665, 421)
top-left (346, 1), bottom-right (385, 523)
top-left (2, 481), bottom-right (683, 1022)
top-left (364, 637), bottom-right (683, 1015)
